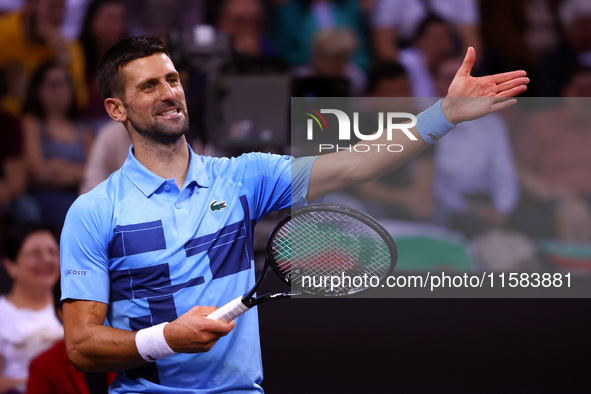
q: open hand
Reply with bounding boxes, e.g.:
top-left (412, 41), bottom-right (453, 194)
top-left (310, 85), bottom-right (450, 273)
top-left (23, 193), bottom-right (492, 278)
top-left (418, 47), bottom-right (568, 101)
top-left (442, 47), bottom-right (529, 125)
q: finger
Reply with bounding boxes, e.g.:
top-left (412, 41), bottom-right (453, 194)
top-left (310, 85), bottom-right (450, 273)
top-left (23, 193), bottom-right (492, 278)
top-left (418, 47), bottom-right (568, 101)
top-left (205, 318), bottom-right (235, 335)
top-left (491, 70), bottom-right (527, 84)
top-left (490, 98), bottom-right (518, 112)
top-left (497, 84), bottom-right (528, 98)
top-left (495, 77), bottom-right (530, 94)
top-left (456, 47), bottom-right (476, 77)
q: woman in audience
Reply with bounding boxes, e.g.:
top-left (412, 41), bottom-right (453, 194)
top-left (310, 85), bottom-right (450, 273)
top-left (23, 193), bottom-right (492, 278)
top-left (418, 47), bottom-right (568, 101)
top-left (78, 0), bottom-right (128, 130)
top-left (22, 62), bottom-right (93, 230)
top-left (0, 222), bottom-right (62, 394)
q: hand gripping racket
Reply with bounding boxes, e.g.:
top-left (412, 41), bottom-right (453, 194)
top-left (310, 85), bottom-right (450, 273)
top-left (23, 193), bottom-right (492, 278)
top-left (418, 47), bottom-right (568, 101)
top-left (207, 203), bottom-right (397, 322)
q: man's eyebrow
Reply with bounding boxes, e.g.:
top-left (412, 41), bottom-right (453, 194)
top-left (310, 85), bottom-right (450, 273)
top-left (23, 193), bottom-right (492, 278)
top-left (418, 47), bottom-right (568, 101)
top-left (137, 77), bottom-right (159, 88)
top-left (137, 72), bottom-right (179, 87)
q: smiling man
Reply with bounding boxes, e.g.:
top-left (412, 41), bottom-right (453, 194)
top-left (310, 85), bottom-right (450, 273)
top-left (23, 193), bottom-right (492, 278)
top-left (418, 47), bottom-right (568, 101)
top-left (59, 36), bottom-right (528, 393)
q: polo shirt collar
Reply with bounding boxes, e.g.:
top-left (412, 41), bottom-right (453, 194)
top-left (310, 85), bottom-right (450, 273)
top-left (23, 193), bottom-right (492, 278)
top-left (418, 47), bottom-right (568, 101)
top-left (122, 144), bottom-right (210, 197)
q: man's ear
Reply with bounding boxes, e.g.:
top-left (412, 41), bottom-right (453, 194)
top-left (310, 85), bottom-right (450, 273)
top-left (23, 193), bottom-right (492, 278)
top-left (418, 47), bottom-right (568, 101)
top-left (104, 98), bottom-right (127, 122)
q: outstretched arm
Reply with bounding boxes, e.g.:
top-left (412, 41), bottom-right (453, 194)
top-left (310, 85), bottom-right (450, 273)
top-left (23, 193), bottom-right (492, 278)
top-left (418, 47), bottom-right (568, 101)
top-left (306, 47), bottom-right (529, 202)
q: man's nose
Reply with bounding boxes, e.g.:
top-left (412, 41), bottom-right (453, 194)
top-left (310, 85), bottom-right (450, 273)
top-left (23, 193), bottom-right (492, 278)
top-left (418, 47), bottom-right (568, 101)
top-left (159, 82), bottom-right (176, 101)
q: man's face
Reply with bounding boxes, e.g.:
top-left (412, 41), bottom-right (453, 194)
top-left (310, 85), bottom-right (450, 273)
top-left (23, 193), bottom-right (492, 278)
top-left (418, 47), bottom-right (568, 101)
top-left (418, 22), bottom-right (452, 64)
top-left (219, 0), bottom-right (263, 37)
top-left (119, 53), bottom-right (189, 145)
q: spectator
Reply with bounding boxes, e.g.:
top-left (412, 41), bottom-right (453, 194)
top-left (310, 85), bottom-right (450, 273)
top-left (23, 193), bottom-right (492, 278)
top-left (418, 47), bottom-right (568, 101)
top-left (217, 0), bottom-right (276, 59)
top-left (511, 67), bottom-right (591, 241)
top-left (79, 0), bottom-right (128, 130)
top-left (537, 0), bottom-right (591, 96)
top-left (370, 0), bottom-right (481, 62)
top-left (293, 28), bottom-right (366, 96)
top-left (397, 15), bottom-right (454, 100)
top-left (22, 62), bottom-right (93, 230)
top-left (0, 222), bottom-right (62, 394)
top-left (480, 0), bottom-right (561, 95)
top-left (0, 0), bottom-right (87, 115)
top-left (125, 0), bottom-right (205, 39)
top-left (432, 57), bottom-right (520, 237)
top-left (26, 282), bottom-right (116, 394)
top-left (272, 0), bottom-right (371, 72)
top-left (365, 60), bottom-right (411, 97)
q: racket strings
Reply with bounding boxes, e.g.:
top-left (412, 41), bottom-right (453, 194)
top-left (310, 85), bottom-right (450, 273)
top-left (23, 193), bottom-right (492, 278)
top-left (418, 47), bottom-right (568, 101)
top-left (270, 210), bottom-right (392, 296)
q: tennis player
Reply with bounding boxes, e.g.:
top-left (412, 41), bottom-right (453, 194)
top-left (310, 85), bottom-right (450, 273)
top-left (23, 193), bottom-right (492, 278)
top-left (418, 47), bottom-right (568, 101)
top-left (60, 36), bottom-right (528, 393)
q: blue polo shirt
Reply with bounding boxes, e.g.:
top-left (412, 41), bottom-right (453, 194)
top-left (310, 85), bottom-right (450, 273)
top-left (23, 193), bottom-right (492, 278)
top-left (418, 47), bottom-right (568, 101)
top-left (60, 145), bottom-right (316, 393)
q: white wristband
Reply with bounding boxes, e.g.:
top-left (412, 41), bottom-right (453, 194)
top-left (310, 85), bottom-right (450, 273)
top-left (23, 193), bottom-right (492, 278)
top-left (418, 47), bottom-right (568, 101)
top-left (135, 322), bottom-right (177, 362)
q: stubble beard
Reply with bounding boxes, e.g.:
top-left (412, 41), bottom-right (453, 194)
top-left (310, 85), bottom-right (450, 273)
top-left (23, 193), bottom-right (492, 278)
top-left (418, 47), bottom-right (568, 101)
top-left (127, 107), bottom-right (190, 146)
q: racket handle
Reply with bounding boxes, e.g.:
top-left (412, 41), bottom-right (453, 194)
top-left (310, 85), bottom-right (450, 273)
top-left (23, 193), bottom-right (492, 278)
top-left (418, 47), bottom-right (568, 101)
top-left (207, 296), bottom-right (250, 322)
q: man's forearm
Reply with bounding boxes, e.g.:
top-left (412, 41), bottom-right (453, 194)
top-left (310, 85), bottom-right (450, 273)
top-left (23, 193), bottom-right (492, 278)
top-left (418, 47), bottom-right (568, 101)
top-left (65, 321), bottom-right (145, 372)
top-left (307, 125), bottom-right (430, 202)
top-left (63, 301), bottom-right (145, 372)
top-left (63, 301), bottom-right (235, 371)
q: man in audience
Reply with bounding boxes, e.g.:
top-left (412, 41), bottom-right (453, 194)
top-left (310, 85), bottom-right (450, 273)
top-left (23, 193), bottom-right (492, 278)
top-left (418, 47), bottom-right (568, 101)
top-left (371, 0), bottom-right (482, 62)
top-left (397, 15), bottom-right (454, 100)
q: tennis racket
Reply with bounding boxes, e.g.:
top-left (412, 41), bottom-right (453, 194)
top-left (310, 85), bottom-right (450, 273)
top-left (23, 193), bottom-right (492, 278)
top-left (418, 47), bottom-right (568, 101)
top-left (207, 203), bottom-right (397, 322)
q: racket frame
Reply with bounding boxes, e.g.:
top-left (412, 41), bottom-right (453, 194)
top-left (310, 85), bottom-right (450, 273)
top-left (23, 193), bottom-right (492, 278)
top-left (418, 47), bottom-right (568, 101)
top-left (270, 203), bottom-right (398, 296)
top-left (208, 203), bottom-right (397, 321)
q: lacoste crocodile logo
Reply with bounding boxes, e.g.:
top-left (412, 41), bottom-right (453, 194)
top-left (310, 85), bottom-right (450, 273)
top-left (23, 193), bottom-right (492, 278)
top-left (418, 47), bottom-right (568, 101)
top-left (209, 200), bottom-right (228, 212)
top-left (427, 132), bottom-right (439, 141)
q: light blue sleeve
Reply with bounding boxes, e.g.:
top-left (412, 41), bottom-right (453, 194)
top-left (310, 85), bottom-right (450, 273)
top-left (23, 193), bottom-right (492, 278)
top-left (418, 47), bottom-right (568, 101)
top-left (60, 192), bottom-right (111, 304)
top-left (291, 156), bottom-right (318, 209)
top-left (235, 153), bottom-right (317, 221)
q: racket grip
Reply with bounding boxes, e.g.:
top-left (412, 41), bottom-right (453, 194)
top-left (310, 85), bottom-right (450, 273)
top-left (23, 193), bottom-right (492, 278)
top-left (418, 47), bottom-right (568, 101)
top-left (207, 296), bottom-right (250, 322)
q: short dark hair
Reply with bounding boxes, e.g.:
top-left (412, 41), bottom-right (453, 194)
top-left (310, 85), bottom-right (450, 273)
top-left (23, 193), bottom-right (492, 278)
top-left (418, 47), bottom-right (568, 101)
top-left (1, 222), bottom-right (58, 262)
top-left (367, 61), bottom-right (408, 94)
top-left (413, 14), bottom-right (449, 43)
top-left (97, 35), bottom-right (169, 99)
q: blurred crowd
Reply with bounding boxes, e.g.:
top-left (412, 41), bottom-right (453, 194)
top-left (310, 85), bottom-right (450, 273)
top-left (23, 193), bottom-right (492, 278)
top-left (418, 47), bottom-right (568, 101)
top-left (1, 0), bottom-right (591, 392)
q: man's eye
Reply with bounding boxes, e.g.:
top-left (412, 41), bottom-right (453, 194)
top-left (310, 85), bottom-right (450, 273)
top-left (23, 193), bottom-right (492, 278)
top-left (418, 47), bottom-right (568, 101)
top-left (143, 83), bottom-right (155, 90)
